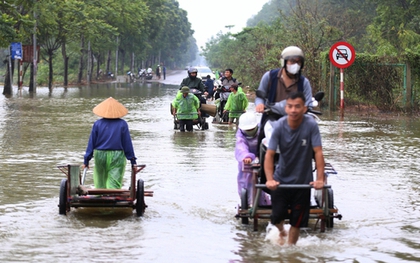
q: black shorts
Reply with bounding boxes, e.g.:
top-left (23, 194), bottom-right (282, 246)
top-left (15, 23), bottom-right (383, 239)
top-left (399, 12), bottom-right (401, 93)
top-left (270, 188), bottom-right (310, 228)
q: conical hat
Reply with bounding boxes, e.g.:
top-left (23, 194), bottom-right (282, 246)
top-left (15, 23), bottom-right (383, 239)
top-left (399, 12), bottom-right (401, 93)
top-left (92, 97), bottom-right (128, 119)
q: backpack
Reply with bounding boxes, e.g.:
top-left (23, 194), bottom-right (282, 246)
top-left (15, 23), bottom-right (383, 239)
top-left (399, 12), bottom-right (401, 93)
top-left (267, 68), bottom-right (304, 103)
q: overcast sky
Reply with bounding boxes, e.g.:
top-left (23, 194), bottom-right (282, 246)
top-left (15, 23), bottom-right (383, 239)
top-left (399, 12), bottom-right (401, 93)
top-left (177, 0), bottom-right (269, 50)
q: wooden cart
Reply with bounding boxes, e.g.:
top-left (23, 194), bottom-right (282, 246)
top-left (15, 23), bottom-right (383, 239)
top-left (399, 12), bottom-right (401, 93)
top-left (236, 163), bottom-right (342, 232)
top-left (57, 164), bottom-right (153, 216)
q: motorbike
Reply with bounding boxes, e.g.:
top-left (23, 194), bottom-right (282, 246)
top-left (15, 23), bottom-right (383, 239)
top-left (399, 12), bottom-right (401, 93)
top-left (145, 68), bottom-right (153, 80)
top-left (107, 71), bottom-right (114, 79)
top-left (170, 88), bottom-right (212, 130)
top-left (127, 71), bottom-right (135, 83)
top-left (213, 82), bottom-right (243, 124)
top-left (137, 68), bottom-right (146, 79)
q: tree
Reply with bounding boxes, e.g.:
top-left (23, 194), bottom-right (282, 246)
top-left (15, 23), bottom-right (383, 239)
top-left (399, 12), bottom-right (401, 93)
top-left (365, 0), bottom-right (420, 55)
top-left (1, 0), bottom-right (34, 94)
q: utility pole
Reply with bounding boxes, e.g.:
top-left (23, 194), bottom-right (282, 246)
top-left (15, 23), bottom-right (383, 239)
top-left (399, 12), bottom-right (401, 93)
top-left (115, 36), bottom-right (118, 77)
top-left (32, 0), bottom-right (37, 92)
top-left (87, 41), bottom-right (91, 83)
top-left (8, 49), bottom-right (12, 88)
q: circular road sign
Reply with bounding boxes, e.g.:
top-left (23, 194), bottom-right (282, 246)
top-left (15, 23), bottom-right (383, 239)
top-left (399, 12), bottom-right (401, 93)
top-left (329, 41), bottom-right (355, 69)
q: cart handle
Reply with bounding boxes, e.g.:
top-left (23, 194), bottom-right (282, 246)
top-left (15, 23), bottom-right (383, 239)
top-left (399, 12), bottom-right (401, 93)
top-left (255, 184), bottom-right (331, 189)
top-left (133, 164), bottom-right (146, 174)
top-left (81, 167), bottom-right (88, 185)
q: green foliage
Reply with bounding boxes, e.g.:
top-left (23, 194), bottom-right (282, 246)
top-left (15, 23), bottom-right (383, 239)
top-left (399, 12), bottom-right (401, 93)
top-left (202, 24), bottom-right (287, 90)
top-left (1, 0), bottom-right (195, 88)
top-left (0, 0), bottom-right (33, 46)
top-left (246, 0), bottom-right (291, 27)
top-left (4, 0), bottom-right (420, 112)
top-left (202, 0), bottom-right (420, 111)
top-left (339, 54), bottom-right (404, 110)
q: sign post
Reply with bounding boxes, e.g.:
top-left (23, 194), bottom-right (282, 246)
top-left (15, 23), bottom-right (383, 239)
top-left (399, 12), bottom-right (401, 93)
top-left (329, 41), bottom-right (356, 115)
top-left (10, 42), bottom-right (23, 89)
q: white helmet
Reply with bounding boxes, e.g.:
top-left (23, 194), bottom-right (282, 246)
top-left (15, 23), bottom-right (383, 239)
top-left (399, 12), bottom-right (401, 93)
top-left (238, 112), bottom-right (258, 130)
top-left (280, 46), bottom-right (305, 68)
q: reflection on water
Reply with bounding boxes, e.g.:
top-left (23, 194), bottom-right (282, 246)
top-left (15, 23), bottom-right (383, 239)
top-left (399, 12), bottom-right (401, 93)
top-left (0, 81), bottom-right (420, 262)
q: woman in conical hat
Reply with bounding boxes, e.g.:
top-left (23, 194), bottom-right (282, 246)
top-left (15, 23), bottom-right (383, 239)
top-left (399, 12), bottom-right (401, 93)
top-left (83, 97), bottom-right (137, 189)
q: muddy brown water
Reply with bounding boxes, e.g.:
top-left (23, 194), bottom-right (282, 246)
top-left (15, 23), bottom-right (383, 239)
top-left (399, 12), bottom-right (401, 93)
top-left (0, 73), bottom-right (420, 262)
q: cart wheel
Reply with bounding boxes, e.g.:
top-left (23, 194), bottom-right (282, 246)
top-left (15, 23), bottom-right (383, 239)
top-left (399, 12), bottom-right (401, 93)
top-left (240, 188), bottom-right (249, 224)
top-left (326, 188), bottom-right (334, 228)
top-left (59, 179), bottom-right (68, 215)
top-left (203, 122), bottom-right (209, 130)
top-left (136, 179), bottom-right (145, 217)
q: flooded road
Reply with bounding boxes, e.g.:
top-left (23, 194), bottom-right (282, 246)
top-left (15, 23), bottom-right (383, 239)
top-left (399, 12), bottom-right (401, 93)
top-left (0, 73), bottom-right (420, 262)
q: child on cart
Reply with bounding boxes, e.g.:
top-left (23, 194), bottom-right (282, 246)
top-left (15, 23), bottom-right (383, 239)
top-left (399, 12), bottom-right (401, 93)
top-left (235, 112), bottom-right (271, 206)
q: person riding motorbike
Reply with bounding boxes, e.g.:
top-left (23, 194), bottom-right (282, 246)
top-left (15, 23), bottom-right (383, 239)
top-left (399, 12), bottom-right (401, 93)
top-left (255, 46), bottom-right (312, 114)
top-left (214, 68), bottom-right (239, 122)
top-left (179, 67), bottom-right (208, 117)
top-left (179, 67), bottom-right (206, 94)
top-left (254, 46), bottom-right (313, 155)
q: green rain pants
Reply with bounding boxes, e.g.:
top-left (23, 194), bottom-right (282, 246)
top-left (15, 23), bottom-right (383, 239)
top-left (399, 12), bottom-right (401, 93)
top-left (93, 150), bottom-right (126, 189)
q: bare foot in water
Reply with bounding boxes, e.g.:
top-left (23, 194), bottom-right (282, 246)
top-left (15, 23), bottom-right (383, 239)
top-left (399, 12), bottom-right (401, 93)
top-left (278, 229), bottom-right (288, 246)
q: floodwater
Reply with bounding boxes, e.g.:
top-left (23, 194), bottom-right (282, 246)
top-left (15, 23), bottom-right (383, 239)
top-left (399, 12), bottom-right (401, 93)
top-left (0, 72), bottom-right (420, 262)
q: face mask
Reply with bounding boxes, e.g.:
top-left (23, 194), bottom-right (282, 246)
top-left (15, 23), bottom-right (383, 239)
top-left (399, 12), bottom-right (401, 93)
top-left (242, 126), bottom-right (258, 137)
top-left (286, 63), bottom-right (300, 75)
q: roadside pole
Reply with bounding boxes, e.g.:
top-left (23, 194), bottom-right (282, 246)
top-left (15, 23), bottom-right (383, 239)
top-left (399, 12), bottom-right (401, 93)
top-left (19, 59), bottom-right (23, 90)
top-left (329, 42), bottom-right (356, 117)
top-left (33, 2), bottom-right (37, 93)
top-left (340, 68), bottom-right (344, 115)
top-left (8, 49), bottom-right (13, 88)
top-left (115, 36), bottom-right (118, 77)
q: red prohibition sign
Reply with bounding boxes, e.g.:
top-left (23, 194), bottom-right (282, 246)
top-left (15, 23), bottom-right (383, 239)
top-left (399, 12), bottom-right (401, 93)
top-left (329, 41), bottom-right (356, 69)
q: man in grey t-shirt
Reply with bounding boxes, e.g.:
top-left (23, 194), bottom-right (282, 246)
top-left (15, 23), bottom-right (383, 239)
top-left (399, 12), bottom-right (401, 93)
top-left (264, 92), bottom-right (325, 246)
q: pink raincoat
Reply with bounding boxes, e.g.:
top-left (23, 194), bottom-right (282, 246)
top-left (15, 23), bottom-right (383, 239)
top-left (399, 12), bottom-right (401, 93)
top-left (235, 128), bottom-right (271, 206)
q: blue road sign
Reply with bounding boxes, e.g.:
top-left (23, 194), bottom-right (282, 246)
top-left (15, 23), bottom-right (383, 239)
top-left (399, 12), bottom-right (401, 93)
top-left (10, 42), bottom-right (23, 60)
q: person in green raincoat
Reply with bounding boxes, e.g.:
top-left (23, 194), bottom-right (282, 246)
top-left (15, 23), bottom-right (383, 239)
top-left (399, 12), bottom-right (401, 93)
top-left (223, 83), bottom-right (248, 125)
top-left (172, 86), bottom-right (201, 132)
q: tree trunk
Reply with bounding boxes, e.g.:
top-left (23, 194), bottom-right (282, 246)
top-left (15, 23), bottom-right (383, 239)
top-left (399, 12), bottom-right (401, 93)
top-left (29, 62), bottom-right (34, 92)
top-left (77, 35), bottom-right (85, 84)
top-left (48, 52), bottom-right (53, 91)
top-left (62, 42), bottom-right (68, 87)
top-left (2, 57), bottom-right (12, 96)
top-left (106, 50), bottom-right (111, 74)
top-left (131, 52), bottom-right (134, 72)
top-left (120, 48), bottom-right (125, 76)
top-left (96, 53), bottom-right (102, 80)
top-left (89, 50), bottom-right (94, 82)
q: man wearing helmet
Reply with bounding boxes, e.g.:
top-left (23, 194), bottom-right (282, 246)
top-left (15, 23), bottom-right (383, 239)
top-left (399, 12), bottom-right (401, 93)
top-left (254, 46), bottom-right (313, 155)
top-left (179, 67), bottom-right (206, 94)
top-left (179, 67), bottom-right (208, 118)
top-left (255, 46), bottom-right (312, 115)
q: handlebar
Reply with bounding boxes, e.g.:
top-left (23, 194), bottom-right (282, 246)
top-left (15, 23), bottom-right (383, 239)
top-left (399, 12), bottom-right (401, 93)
top-left (255, 184), bottom-right (331, 189)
